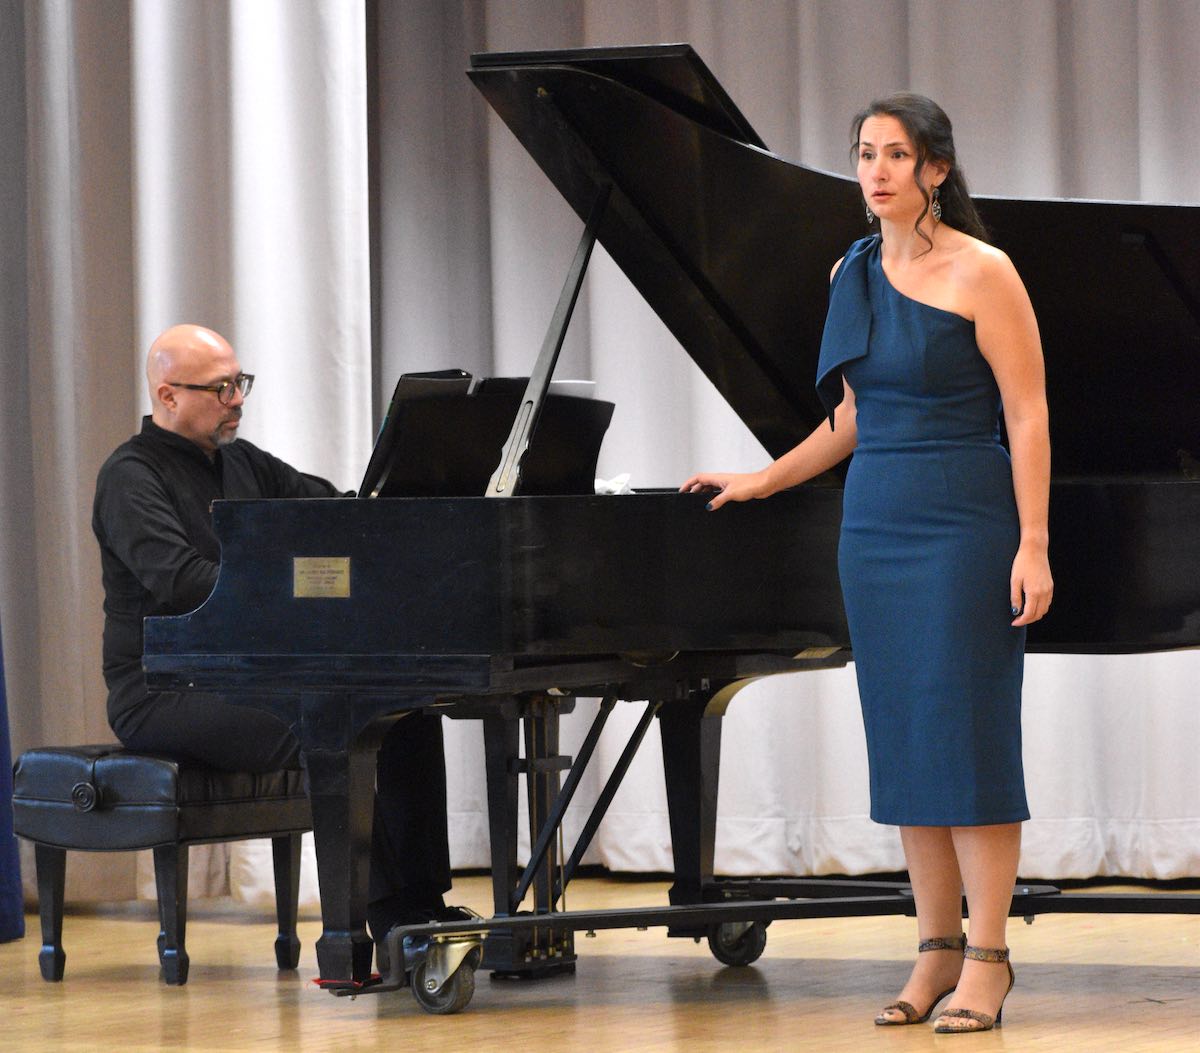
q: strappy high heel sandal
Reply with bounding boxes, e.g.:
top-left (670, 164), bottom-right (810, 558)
top-left (933, 945), bottom-right (1016, 1033)
top-left (874, 932), bottom-right (967, 1026)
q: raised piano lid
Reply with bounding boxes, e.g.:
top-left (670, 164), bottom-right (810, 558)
top-left (468, 44), bottom-right (1200, 479)
top-left (470, 44), bottom-right (861, 459)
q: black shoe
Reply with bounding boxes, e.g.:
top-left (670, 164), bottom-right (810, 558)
top-left (374, 905), bottom-right (477, 974)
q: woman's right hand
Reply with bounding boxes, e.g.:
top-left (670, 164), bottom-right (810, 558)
top-left (679, 470), bottom-right (770, 511)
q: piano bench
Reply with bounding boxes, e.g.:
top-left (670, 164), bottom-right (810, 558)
top-left (11, 744), bottom-right (311, 985)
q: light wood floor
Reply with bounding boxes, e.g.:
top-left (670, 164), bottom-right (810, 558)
top-left (3, 875), bottom-right (1197, 1052)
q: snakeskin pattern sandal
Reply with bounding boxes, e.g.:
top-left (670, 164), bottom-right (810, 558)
top-left (874, 932), bottom-right (967, 1026)
top-left (933, 945), bottom-right (1016, 1033)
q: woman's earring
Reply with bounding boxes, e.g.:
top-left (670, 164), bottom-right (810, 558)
top-left (865, 205), bottom-right (876, 224)
top-left (931, 185), bottom-right (943, 222)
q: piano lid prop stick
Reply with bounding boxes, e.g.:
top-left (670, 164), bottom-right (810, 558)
top-left (487, 182), bottom-right (611, 497)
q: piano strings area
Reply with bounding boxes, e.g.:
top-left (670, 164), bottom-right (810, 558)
top-left (4, 873), bottom-right (1196, 1053)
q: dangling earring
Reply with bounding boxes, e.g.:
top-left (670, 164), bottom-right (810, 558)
top-left (931, 185), bottom-right (943, 222)
top-left (865, 204), bottom-right (876, 224)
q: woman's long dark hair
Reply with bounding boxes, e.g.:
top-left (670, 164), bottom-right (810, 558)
top-left (851, 93), bottom-right (989, 251)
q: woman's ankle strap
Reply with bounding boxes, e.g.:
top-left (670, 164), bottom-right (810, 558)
top-left (918, 932), bottom-right (967, 952)
top-left (964, 944), bottom-right (1010, 962)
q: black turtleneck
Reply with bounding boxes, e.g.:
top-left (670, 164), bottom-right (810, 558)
top-left (92, 416), bottom-right (343, 728)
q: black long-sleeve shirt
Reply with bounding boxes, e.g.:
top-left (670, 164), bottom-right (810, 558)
top-left (92, 416), bottom-right (342, 729)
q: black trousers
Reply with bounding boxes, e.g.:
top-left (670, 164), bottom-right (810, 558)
top-left (113, 691), bottom-right (452, 911)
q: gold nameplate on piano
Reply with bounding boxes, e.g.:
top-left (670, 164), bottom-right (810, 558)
top-left (293, 557), bottom-right (351, 599)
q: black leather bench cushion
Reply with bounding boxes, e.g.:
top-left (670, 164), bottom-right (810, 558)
top-left (12, 744), bottom-right (310, 850)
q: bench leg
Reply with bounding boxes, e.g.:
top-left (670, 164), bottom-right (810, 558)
top-left (272, 834), bottom-right (302, 970)
top-left (153, 844), bottom-right (190, 984)
top-left (34, 843), bottom-right (67, 981)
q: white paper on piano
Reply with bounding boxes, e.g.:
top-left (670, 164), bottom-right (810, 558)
top-left (595, 473), bottom-right (633, 495)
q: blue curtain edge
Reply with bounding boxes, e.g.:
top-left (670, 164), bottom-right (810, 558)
top-left (0, 834), bottom-right (25, 941)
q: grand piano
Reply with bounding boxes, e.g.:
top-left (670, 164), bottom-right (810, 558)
top-left (143, 45), bottom-right (1200, 1012)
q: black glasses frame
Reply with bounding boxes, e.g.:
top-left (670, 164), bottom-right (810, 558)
top-left (166, 373), bottom-right (255, 405)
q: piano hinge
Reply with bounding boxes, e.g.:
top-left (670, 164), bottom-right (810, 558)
top-left (793, 646), bottom-right (841, 660)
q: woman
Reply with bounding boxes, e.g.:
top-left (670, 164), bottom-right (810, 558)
top-left (681, 93), bottom-right (1052, 1034)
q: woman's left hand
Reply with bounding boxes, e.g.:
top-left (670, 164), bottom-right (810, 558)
top-left (1010, 542), bottom-right (1053, 626)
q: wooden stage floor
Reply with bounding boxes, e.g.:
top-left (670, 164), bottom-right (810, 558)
top-left (2, 874), bottom-right (1197, 1052)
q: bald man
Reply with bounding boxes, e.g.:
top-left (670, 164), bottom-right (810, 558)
top-left (93, 324), bottom-right (458, 955)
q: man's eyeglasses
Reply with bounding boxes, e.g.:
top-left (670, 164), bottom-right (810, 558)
top-left (167, 373), bottom-right (255, 405)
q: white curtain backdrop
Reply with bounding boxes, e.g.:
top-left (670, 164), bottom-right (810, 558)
top-left (3, 0), bottom-right (1197, 910)
top-left (9, 0), bottom-right (371, 904)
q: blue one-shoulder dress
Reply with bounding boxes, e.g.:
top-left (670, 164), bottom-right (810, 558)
top-left (816, 235), bottom-right (1029, 826)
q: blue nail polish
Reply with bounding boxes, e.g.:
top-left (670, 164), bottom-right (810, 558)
top-left (1010, 606), bottom-right (1019, 615)
top-left (705, 502), bottom-right (713, 511)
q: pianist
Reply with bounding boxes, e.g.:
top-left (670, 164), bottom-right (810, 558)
top-left (92, 323), bottom-right (462, 956)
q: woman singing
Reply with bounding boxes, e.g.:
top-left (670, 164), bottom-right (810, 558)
top-left (682, 93), bottom-right (1052, 1033)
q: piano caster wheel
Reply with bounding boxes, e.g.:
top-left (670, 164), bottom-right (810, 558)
top-left (707, 921), bottom-right (767, 967)
top-left (410, 956), bottom-right (477, 1015)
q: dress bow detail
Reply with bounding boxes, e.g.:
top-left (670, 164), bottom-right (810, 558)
top-left (815, 235), bottom-right (878, 428)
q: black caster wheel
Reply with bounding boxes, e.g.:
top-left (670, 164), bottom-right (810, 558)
top-left (411, 957), bottom-right (477, 1014)
top-left (707, 921), bottom-right (767, 966)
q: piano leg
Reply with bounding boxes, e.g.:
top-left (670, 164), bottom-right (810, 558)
top-left (301, 695), bottom-right (382, 984)
top-left (480, 698), bottom-right (576, 976)
top-left (524, 698), bottom-right (562, 918)
top-left (659, 687), bottom-right (723, 934)
top-left (483, 710), bottom-right (521, 922)
top-left (306, 746), bottom-right (376, 982)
